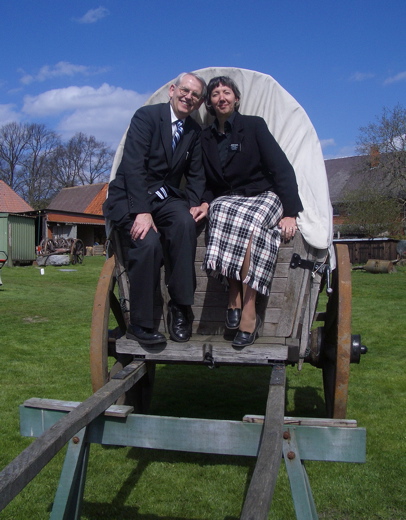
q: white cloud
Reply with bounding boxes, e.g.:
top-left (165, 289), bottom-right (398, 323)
top-left (320, 138), bottom-right (335, 149)
top-left (76, 7), bottom-right (109, 24)
top-left (58, 107), bottom-right (134, 147)
top-left (0, 104), bottom-right (21, 125)
top-left (349, 72), bottom-right (375, 82)
top-left (337, 145), bottom-right (356, 158)
top-left (384, 71), bottom-right (406, 85)
top-left (22, 84), bottom-right (150, 147)
top-left (19, 61), bottom-right (109, 85)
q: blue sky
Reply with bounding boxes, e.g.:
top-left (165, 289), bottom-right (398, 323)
top-left (1, 1), bottom-right (405, 158)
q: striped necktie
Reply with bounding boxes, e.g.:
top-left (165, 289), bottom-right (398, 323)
top-left (172, 120), bottom-right (184, 151)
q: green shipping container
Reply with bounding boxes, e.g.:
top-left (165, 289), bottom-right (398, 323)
top-left (0, 213), bottom-right (36, 266)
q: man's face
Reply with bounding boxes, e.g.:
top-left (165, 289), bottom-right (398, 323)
top-left (169, 74), bottom-right (204, 119)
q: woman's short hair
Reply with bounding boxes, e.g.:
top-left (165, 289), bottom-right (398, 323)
top-left (205, 76), bottom-right (241, 116)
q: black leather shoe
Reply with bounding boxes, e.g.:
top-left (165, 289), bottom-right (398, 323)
top-left (232, 315), bottom-right (262, 348)
top-left (168, 301), bottom-right (192, 342)
top-left (225, 308), bottom-right (241, 329)
top-left (126, 324), bottom-right (166, 345)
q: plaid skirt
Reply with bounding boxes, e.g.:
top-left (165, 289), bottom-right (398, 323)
top-left (202, 191), bottom-right (283, 296)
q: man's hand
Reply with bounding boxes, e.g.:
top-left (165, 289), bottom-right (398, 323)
top-left (190, 202), bottom-right (209, 223)
top-left (278, 216), bottom-right (298, 242)
top-left (130, 213), bottom-right (157, 240)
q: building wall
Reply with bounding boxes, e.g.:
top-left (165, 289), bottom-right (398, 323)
top-left (0, 213), bottom-right (36, 265)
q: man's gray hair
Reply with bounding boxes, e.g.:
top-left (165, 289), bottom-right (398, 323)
top-left (174, 72), bottom-right (207, 99)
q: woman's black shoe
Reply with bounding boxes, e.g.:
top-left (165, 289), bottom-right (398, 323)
top-left (225, 308), bottom-right (242, 329)
top-left (232, 315), bottom-right (262, 347)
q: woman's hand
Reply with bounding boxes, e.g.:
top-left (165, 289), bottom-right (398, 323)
top-left (190, 202), bottom-right (209, 223)
top-left (278, 216), bottom-right (298, 242)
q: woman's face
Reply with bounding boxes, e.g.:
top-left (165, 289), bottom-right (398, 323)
top-left (210, 83), bottom-right (239, 119)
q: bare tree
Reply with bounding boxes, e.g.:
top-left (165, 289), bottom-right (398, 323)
top-left (356, 103), bottom-right (406, 201)
top-left (1, 123), bottom-right (114, 208)
top-left (0, 122), bottom-right (31, 192)
top-left (52, 132), bottom-right (113, 187)
top-left (350, 104), bottom-right (406, 236)
top-left (19, 124), bottom-right (61, 209)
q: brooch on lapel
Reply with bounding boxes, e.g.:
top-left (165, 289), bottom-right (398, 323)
top-left (229, 143), bottom-right (241, 152)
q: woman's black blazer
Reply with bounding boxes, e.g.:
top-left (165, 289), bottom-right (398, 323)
top-left (201, 112), bottom-right (303, 217)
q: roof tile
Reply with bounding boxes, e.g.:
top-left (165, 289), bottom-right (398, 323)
top-left (0, 180), bottom-right (34, 213)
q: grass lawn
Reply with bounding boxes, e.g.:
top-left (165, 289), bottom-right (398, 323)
top-left (0, 256), bottom-right (405, 519)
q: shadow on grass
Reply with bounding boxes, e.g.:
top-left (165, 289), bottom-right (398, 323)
top-left (83, 499), bottom-right (239, 520)
top-left (149, 363), bottom-right (274, 420)
top-left (287, 382), bottom-right (326, 417)
top-left (82, 448), bottom-right (251, 520)
top-left (149, 363), bottom-right (327, 420)
top-left (80, 364), bottom-right (327, 519)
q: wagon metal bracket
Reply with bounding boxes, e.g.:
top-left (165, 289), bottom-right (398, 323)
top-left (290, 254), bottom-right (332, 294)
top-left (290, 253), bottom-right (326, 274)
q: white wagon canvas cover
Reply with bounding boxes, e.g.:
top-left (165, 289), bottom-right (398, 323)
top-left (110, 67), bottom-right (335, 266)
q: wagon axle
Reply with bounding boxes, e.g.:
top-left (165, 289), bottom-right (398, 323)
top-left (305, 327), bottom-right (368, 368)
top-left (350, 334), bottom-right (368, 363)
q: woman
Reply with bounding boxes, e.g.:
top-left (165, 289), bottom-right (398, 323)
top-left (200, 76), bottom-right (303, 347)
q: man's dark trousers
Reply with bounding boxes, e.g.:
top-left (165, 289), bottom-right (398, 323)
top-left (118, 196), bottom-right (197, 329)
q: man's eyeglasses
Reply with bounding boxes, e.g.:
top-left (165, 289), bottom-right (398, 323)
top-left (177, 86), bottom-right (202, 101)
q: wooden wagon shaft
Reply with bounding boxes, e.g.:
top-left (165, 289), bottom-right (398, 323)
top-left (0, 361), bottom-right (146, 512)
top-left (240, 364), bottom-right (286, 520)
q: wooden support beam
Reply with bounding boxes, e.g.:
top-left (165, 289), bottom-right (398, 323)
top-left (23, 398), bottom-right (134, 418)
top-left (243, 415), bottom-right (358, 428)
top-left (282, 428), bottom-right (318, 520)
top-left (0, 361), bottom-right (146, 512)
top-left (19, 408), bottom-right (367, 463)
top-left (49, 427), bottom-right (89, 520)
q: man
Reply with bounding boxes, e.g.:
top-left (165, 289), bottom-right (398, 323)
top-left (103, 72), bottom-right (208, 345)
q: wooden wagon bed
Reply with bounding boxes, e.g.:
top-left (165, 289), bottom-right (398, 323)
top-left (90, 223), bottom-right (359, 421)
top-left (113, 229), bottom-right (326, 367)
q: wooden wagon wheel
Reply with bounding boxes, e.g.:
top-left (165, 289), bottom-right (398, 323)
top-left (71, 239), bottom-right (85, 265)
top-left (39, 238), bottom-right (55, 255)
top-left (55, 237), bottom-right (68, 249)
top-left (320, 244), bottom-right (352, 419)
top-left (90, 255), bottom-right (155, 411)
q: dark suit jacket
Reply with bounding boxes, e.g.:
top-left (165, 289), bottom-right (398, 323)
top-left (104, 102), bottom-right (205, 222)
top-left (201, 112), bottom-right (303, 217)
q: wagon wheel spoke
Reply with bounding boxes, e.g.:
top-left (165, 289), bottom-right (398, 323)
top-left (321, 244), bottom-right (352, 419)
top-left (90, 254), bottom-right (155, 411)
top-left (40, 238), bottom-right (55, 255)
top-left (109, 291), bottom-right (127, 333)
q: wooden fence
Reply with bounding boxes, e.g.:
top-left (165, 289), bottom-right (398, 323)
top-left (334, 238), bottom-right (399, 265)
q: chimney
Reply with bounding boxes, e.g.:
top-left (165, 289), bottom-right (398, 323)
top-left (370, 145), bottom-right (380, 168)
